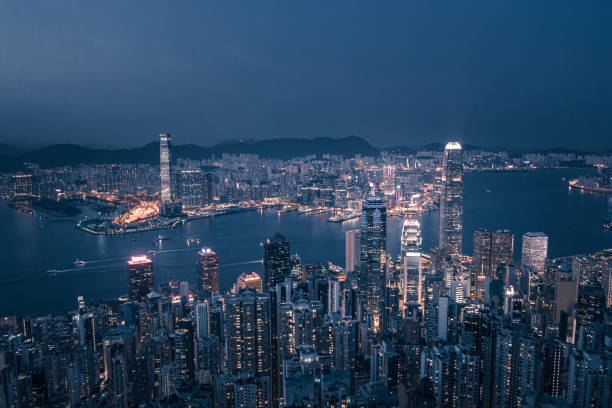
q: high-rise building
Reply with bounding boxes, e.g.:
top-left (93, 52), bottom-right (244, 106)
top-left (402, 219), bottom-right (422, 306)
top-left (439, 142), bottom-right (463, 259)
top-left (175, 324), bottom-right (195, 383)
top-left (127, 256), bottom-right (153, 302)
top-left (159, 133), bottom-right (172, 203)
top-left (345, 230), bottom-right (360, 273)
top-left (359, 195), bottom-right (387, 329)
top-left (521, 232), bottom-right (548, 274)
top-left (492, 229), bottom-right (514, 267)
top-left (225, 288), bottom-right (271, 374)
top-left (263, 233), bottom-right (291, 289)
top-left (195, 301), bottom-right (209, 340)
top-left (472, 229), bottom-right (514, 277)
top-left (202, 173), bottom-right (214, 205)
top-left (472, 228), bottom-right (493, 277)
top-left (197, 248), bottom-right (219, 293)
top-left (235, 272), bottom-right (263, 293)
top-left (175, 169), bottom-right (202, 210)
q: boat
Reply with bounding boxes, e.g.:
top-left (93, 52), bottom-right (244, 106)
top-left (147, 250), bottom-right (157, 255)
top-left (157, 235), bottom-right (170, 241)
top-left (485, 188), bottom-right (492, 193)
top-left (73, 259), bottom-right (87, 267)
top-left (46, 269), bottom-right (57, 277)
top-left (604, 220), bottom-right (612, 230)
top-left (186, 237), bottom-right (200, 246)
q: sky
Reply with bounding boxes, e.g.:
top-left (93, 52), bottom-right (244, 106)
top-left (0, 1), bottom-right (611, 150)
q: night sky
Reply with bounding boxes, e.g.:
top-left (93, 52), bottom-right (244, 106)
top-left (1, 1), bottom-right (611, 150)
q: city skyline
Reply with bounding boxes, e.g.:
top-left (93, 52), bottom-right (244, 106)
top-left (1, 3), bottom-right (611, 407)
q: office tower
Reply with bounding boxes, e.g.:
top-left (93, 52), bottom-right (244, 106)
top-left (159, 133), bottom-right (172, 203)
top-left (334, 189), bottom-right (348, 208)
top-left (174, 327), bottom-right (194, 383)
top-left (197, 248), bottom-right (219, 293)
top-left (359, 195), bottom-right (387, 329)
top-left (401, 219), bottom-right (422, 306)
top-left (439, 142), bottom-right (463, 259)
top-left (202, 172), bottom-right (214, 205)
top-left (225, 288), bottom-right (271, 374)
top-left (542, 339), bottom-right (564, 398)
top-left (401, 218), bottom-right (422, 256)
top-left (175, 169), bottom-right (202, 210)
top-left (472, 228), bottom-right (493, 276)
top-left (195, 301), bottom-right (209, 340)
top-left (521, 232), bottom-right (548, 274)
top-left (493, 325), bottom-right (538, 408)
top-left (492, 229), bottom-right (514, 268)
top-left (575, 282), bottom-right (605, 329)
top-left (425, 344), bottom-right (479, 408)
top-left (127, 256), bottom-right (153, 302)
top-left (263, 233), bottom-right (291, 289)
top-left (472, 228), bottom-right (514, 278)
top-left (235, 272), bottom-right (263, 293)
top-left (345, 230), bottom-right (360, 273)
top-left (567, 348), bottom-right (612, 408)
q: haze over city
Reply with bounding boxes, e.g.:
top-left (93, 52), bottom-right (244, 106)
top-left (1, 1), bottom-right (611, 150)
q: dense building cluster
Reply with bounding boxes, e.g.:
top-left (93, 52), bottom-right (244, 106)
top-left (1, 141), bottom-right (611, 408)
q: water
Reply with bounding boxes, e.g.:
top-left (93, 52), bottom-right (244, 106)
top-left (0, 169), bottom-right (610, 315)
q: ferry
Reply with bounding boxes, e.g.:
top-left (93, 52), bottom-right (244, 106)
top-left (73, 259), bottom-right (87, 267)
top-left (186, 237), bottom-right (200, 246)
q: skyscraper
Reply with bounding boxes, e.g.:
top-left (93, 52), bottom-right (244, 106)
top-left (359, 194), bottom-right (387, 328)
top-left (225, 288), bottom-right (271, 374)
top-left (345, 230), bottom-right (360, 274)
top-left (439, 142), bottom-right (463, 260)
top-left (195, 301), bottom-right (209, 340)
top-left (159, 133), bottom-right (172, 203)
top-left (521, 232), bottom-right (548, 274)
top-left (197, 248), bottom-right (219, 293)
top-left (263, 233), bottom-right (291, 289)
top-left (491, 229), bottom-right (514, 268)
top-left (402, 219), bottom-right (422, 306)
top-left (472, 229), bottom-right (514, 276)
top-left (127, 255), bottom-right (153, 302)
top-left (202, 172), bottom-right (214, 205)
top-left (472, 228), bottom-right (493, 276)
top-left (175, 169), bottom-right (202, 210)
top-left (235, 272), bottom-right (263, 293)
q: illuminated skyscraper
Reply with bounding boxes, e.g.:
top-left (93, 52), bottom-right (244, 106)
top-left (225, 288), bottom-right (271, 374)
top-left (472, 229), bottom-right (514, 277)
top-left (127, 256), bottom-right (153, 302)
top-left (439, 142), bottom-right (463, 259)
top-left (195, 301), bottom-right (209, 340)
top-left (521, 232), bottom-right (548, 274)
top-left (197, 248), bottom-right (219, 292)
top-left (175, 169), bottom-right (202, 210)
top-left (492, 229), bottom-right (514, 268)
top-left (235, 272), bottom-right (263, 293)
top-left (345, 230), bottom-right (360, 274)
top-left (359, 194), bottom-right (387, 328)
top-left (402, 219), bottom-right (422, 306)
top-left (263, 233), bottom-right (291, 289)
top-left (472, 229), bottom-right (493, 276)
top-left (202, 172), bottom-right (214, 205)
top-left (159, 133), bottom-right (172, 203)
